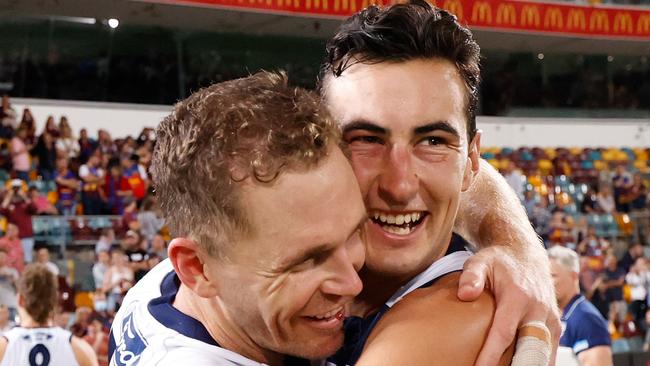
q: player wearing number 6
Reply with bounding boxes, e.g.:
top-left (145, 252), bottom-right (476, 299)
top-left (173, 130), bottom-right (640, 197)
top-left (0, 263), bottom-right (98, 366)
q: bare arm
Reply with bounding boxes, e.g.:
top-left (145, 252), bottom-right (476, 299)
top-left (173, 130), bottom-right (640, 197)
top-left (453, 159), bottom-right (560, 366)
top-left (0, 336), bottom-right (6, 362)
top-left (577, 346), bottom-right (613, 366)
top-left (356, 273), bottom-right (512, 366)
top-left (71, 336), bottom-right (99, 366)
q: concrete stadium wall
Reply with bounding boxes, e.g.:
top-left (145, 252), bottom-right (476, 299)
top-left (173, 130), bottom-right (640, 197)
top-left (11, 98), bottom-right (650, 147)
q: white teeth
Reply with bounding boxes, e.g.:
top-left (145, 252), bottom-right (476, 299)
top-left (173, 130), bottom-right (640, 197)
top-left (371, 211), bottom-right (423, 225)
top-left (313, 307), bottom-right (342, 320)
top-left (383, 225), bottom-right (413, 235)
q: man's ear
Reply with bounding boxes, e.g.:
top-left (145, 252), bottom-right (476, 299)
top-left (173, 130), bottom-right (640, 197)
top-left (168, 238), bottom-right (219, 298)
top-left (461, 130), bottom-right (482, 192)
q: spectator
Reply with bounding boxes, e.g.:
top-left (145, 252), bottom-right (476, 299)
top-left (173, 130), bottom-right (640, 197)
top-left (613, 165), bottom-right (633, 212)
top-left (0, 95), bottom-right (17, 132)
top-left (619, 242), bottom-right (644, 273)
top-left (78, 128), bottom-right (96, 165)
top-left (0, 248), bottom-right (19, 315)
top-left (121, 197), bottom-right (139, 232)
top-left (70, 306), bottom-right (92, 338)
top-left (549, 246), bottom-right (612, 365)
top-left (44, 115), bottom-right (59, 138)
top-left (523, 190), bottom-right (537, 218)
top-left (0, 304), bottom-right (14, 336)
top-left (92, 250), bottom-right (110, 291)
top-left (95, 228), bottom-right (115, 254)
top-left (581, 186), bottom-right (598, 214)
top-left (55, 123), bottom-right (80, 161)
top-left (137, 196), bottom-right (164, 245)
top-left (79, 150), bottom-right (105, 215)
top-left (10, 128), bottom-right (32, 182)
top-left (0, 180), bottom-right (37, 263)
top-left (603, 254), bottom-right (627, 323)
top-left (97, 130), bottom-right (117, 157)
top-left (574, 216), bottom-right (589, 244)
top-left (533, 196), bottom-right (553, 245)
top-left (35, 246), bottom-right (59, 277)
top-left (549, 209), bottom-right (575, 246)
top-left (104, 159), bottom-right (129, 215)
top-left (54, 157), bottom-right (79, 216)
top-left (28, 186), bottom-right (58, 215)
top-left (643, 310), bottom-right (650, 351)
top-left (596, 186), bottom-right (616, 214)
top-left (18, 108), bottom-right (36, 146)
top-left (120, 154), bottom-right (148, 205)
top-left (577, 226), bottom-right (609, 257)
top-left (121, 230), bottom-right (148, 282)
top-left (627, 172), bottom-right (647, 211)
top-left (0, 223), bottom-right (23, 273)
top-left (84, 314), bottom-right (109, 366)
top-left (31, 132), bottom-right (57, 181)
top-left (503, 161), bottom-right (525, 200)
top-left (149, 234), bottom-right (167, 261)
top-left (625, 257), bottom-right (649, 329)
top-left (102, 248), bottom-right (133, 313)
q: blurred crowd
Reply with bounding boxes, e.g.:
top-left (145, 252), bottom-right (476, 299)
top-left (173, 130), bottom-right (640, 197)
top-left (2, 92), bottom-right (650, 360)
top-left (505, 159), bottom-right (650, 353)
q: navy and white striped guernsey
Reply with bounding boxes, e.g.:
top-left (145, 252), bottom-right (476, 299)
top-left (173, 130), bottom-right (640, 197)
top-left (326, 233), bottom-right (473, 366)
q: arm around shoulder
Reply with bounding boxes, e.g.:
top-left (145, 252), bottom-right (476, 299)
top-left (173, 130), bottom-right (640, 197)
top-left (356, 273), bottom-right (512, 366)
top-left (71, 335), bottom-right (99, 366)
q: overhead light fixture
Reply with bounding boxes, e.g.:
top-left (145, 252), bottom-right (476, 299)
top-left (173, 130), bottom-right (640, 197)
top-left (108, 18), bottom-right (120, 29)
top-left (607, 55), bottom-right (614, 62)
top-left (537, 53), bottom-right (544, 60)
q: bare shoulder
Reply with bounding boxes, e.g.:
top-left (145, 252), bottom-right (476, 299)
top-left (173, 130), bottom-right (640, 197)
top-left (0, 336), bottom-right (7, 362)
top-left (356, 272), bottom-right (500, 366)
top-left (71, 336), bottom-right (99, 366)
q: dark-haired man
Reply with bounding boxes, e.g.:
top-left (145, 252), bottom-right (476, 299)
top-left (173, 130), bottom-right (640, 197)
top-left (0, 263), bottom-right (97, 366)
top-left (319, 1), bottom-right (558, 364)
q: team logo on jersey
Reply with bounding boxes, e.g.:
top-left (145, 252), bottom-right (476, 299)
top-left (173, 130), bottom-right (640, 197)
top-left (114, 312), bottom-right (149, 366)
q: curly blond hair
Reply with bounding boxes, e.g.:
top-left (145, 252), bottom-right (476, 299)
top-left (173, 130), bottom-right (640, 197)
top-left (152, 71), bottom-right (339, 257)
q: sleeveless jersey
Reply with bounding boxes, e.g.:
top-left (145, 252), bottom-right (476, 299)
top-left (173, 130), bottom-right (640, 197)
top-left (109, 259), bottom-right (268, 366)
top-left (326, 233), bottom-right (473, 366)
top-left (1, 326), bottom-right (78, 366)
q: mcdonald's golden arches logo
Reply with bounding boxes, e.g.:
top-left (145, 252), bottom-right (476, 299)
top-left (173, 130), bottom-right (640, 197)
top-left (496, 3), bottom-right (516, 26)
top-left (471, 1), bottom-right (492, 23)
top-left (566, 9), bottom-right (586, 31)
top-left (613, 12), bottom-right (633, 33)
top-left (637, 14), bottom-right (650, 34)
top-left (544, 7), bottom-right (563, 29)
top-left (442, 0), bottom-right (464, 22)
top-left (589, 10), bottom-right (609, 32)
top-left (521, 5), bottom-right (540, 27)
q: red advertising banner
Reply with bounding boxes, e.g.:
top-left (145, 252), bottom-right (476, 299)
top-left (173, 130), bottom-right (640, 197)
top-left (146, 0), bottom-right (650, 39)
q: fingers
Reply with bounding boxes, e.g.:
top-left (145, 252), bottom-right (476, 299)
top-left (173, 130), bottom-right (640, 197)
top-left (511, 322), bottom-right (552, 366)
top-left (457, 255), bottom-right (488, 301)
top-left (475, 299), bottom-right (522, 366)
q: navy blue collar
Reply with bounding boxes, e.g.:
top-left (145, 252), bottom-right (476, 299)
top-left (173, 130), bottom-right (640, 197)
top-left (562, 294), bottom-right (584, 321)
top-left (147, 271), bottom-right (220, 347)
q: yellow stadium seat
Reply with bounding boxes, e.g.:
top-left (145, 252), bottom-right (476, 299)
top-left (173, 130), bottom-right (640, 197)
top-left (616, 213), bottom-right (634, 236)
top-left (539, 159), bottom-right (553, 174)
top-left (615, 150), bottom-right (629, 161)
top-left (488, 159), bottom-right (500, 170)
top-left (528, 175), bottom-right (542, 188)
top-left (544, 148), bottom-right (556, 159)
top-left (634, 160), bottom-right (647, 171)
top-left (75, 292), bottom-right (94, 309)
top-left (637, 151), bottom-right (648, 161)
top-left (594, 160), bottom-right (607, 171)
top-left (602, 150), bottom-right (615, 162)
top-left (570, 147), bottom-right (583, 156)
top-left (47, 191), bottom-right (58, 205)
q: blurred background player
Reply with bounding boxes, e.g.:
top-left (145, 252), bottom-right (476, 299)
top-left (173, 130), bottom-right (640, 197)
top-left (0, 263), bottom-right (98, 366)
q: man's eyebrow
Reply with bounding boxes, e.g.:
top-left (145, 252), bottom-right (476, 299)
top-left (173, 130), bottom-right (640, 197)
top-left (413, 121), bottom-right (460, 138)
top-left (282, 244), bottom-right (332, 269)
top-left (342, 120), bottom-right (388, 135)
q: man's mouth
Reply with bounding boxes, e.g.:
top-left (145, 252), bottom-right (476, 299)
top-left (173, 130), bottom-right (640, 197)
top-left (303, 306), bottom-right (345, 329)
top-left (369, 210), bottom-right (428, 236)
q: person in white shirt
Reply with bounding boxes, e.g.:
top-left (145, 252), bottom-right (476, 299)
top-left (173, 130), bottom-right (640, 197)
top-left (0, 263), bottom-right (97, 366)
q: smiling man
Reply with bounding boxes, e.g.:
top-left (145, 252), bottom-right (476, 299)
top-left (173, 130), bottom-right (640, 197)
top-left (319, 1), bottom-right (557, 364)
top-left (108, 72), bottom-right (367, 366)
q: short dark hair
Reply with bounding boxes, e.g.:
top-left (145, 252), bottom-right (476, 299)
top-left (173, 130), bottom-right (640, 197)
top-left (320, 0), bottom-right (480, 141)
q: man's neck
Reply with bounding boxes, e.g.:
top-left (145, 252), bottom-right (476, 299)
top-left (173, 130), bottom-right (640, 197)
top-left (559, 291), bottom-right (580, 312)
top-left (173, 284), bottom-right (285, 366)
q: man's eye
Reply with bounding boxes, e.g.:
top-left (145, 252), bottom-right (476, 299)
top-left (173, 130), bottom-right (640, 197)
top-left (417, 136), bottom-right (445, 146)
top-left (348, 135), bottom-right (384, 145)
